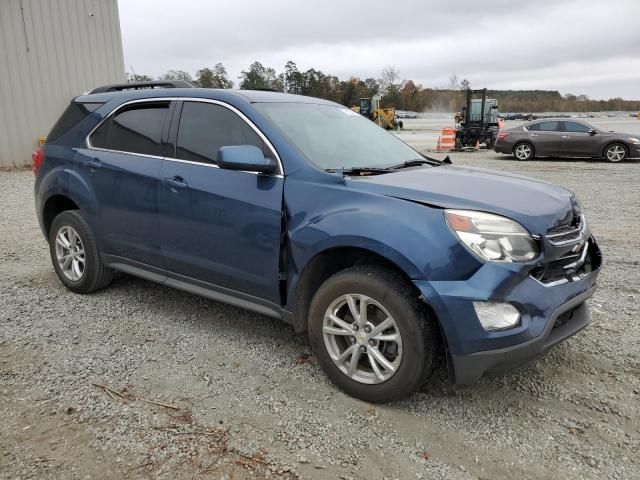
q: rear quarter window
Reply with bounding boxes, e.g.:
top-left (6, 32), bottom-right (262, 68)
top-left (47, 102), bottom-right (103, 142)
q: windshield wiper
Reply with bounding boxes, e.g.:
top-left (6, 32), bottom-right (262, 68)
top-left (389, 156), bottom-right (451, 169)
top-left (325, 166), bottom-right (391, 176)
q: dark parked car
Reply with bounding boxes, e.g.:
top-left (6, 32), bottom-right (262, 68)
top-left (34, 83), bottom-right (601, 402)
top-left (495, 119), bottom-right (640, 162)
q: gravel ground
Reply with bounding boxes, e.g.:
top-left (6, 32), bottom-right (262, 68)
top-left (1, 147), bottom-right (639, 479)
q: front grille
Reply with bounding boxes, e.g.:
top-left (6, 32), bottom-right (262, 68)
top-left (531, 239), bottom-right (601, 285)
top-left (546, 215), bottom-right (584, 245)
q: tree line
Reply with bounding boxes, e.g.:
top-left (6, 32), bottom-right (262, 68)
top-left (129, 62), bottom-right (640, 113)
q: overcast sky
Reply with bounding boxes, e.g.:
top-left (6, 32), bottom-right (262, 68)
top-left (118, 0), bottom-right (640, 100)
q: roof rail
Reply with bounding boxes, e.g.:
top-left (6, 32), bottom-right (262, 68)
top-left (88, 80), bottom-right (196, 94)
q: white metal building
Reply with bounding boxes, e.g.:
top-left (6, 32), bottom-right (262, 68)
top-left (0, 0), bottom-right (125, 167)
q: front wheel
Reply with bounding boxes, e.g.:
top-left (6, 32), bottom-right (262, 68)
top-left (604, 143), bottom-right (627, 162)
top-left (308, 266), bottom-right (437, 403)
top-left (513, 142), bottom-right (534, 161)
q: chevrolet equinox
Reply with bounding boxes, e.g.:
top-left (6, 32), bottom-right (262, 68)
top-left (34, 82), bottom-right (602, 402)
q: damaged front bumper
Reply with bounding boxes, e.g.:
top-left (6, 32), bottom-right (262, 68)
top-left (414, 234), bottom-right (602, 384)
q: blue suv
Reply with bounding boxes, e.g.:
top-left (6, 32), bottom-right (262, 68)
top-left (34, 82), bottom-right (602, 402)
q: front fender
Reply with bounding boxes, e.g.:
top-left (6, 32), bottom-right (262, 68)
top-left (283, 177), bottom-right (481, 313)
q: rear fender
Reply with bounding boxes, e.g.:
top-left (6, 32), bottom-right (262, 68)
top-left (36, 157), bottom-right (99, 235)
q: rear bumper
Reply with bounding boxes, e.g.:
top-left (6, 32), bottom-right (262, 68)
top-left (493, 141), bottom-right (512, 154)
top-left (449, 289), bottom-right (592, 384)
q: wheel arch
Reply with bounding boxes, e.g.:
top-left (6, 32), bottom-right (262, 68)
top-left (512, 140), bottom-right (534, 151)
top-left (42, 195), bottom-right (80, 237)
top-left (288, 244), bottom-right (424, 334)
top-left (602, 141), bottom-right (628, 159)
top-left (37, 166), bottom-right (99, 238)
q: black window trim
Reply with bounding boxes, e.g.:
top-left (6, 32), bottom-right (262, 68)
top-left (85, 97), bottom-right (283, 176)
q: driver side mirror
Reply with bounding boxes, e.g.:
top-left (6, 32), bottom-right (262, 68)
top-left (588, 129), bottom-right (597, 136)
top-left (217, 145), bottom-right (276, 174)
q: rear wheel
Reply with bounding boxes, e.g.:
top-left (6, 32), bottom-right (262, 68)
top-left (49, 211), bottom-right (113, 293)
top-left (604, 143), bottom-right (627, 162)
top-left (308, 266), bottom-right (437, 403)
top-left (513, 142), bottom-right (534, 161)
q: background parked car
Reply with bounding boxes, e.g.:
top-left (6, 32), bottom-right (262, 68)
top-left (494, 119), bottom-right (640, 162)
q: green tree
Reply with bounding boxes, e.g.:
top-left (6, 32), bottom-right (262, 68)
top-left (284, 60), bottom-right (305, 94)
top-left (196, 63), bottom-right (233, 88)
top-left (239, 62), bottom-right (281, 91)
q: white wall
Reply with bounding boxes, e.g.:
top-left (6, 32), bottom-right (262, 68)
top-left (0, 0), bottom-right (125, 167)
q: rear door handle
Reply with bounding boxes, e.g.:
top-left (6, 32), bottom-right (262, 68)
top-left (561, 135), bottom-right (571, 139)
top-left (87, 158), bottom-right (102, 169)
top-left (163, 176), bottom-right (188, 190)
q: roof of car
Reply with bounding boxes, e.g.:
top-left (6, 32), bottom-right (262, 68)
top-left (527, 118), bottom-right (587, 123)
top-left (75, 87), bottom-right (340, 106)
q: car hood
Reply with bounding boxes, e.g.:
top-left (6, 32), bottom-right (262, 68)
top-left (349, 165), bottom-right (576, 234)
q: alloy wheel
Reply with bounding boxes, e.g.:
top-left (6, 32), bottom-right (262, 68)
top-left (55, 225), bottom-right (86, 281)
top-left (322, 294), bottom-right (403, 384)
top-left (606, 145), bottom-right (625, 162)
top-left (515, 143), bottom-right (532, 160)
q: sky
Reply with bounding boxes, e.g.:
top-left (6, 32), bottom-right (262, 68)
top-left (118, 0), bottom-right (640, 100)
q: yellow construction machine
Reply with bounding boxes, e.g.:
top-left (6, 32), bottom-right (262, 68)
top-left (351, 93), bottom-right (403, 130)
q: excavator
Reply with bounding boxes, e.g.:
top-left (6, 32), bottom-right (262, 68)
top-left (352, 93), bottom-right (403, 130)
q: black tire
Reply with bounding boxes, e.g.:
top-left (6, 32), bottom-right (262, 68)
top-left (308, 266), bottom-right (438, 403)
top-left (513, 142), bottom-right (534, 161)
top-left (603, 143), bottom-right (627, 162)
top-left (49, 210), bottom-right (113, 294)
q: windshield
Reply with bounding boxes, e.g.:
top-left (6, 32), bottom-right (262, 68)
top-left (254, 103), bottom-right (422, 170)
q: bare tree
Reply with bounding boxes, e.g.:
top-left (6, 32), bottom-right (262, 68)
top-left (447, 73), bottom-right (460, 90)
top-left (159, 70), bottom-right (193, 82)
top-left (380, 65), bottom-right (401, 92)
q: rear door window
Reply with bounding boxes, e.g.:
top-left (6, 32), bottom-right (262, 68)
top-left (104, 103), bottom-right (169, 156)
top-left (562, 121), bottom-right (591, 133)
top-left (538, 121), bottom-right (560, 132)
top-left (175, 101), bottom-right (269, 164)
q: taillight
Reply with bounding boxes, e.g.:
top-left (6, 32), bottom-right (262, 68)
top-left (32, 146), bottom-right (44, 175)
top-left (497, 132), bottom-right (511, 141)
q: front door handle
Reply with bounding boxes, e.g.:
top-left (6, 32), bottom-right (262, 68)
top-left (87, 158), bottom-right (102, 169)
top-left (561, 135), bottom-right (571, 139)
top-left (529, 133), bottom-right (539, 137)
top-left (163, 176), bottom-right (188, 190)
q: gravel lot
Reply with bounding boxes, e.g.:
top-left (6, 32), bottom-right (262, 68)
top-left (2, 136), bottom-right (640, 478)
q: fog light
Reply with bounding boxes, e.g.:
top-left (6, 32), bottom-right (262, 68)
top-left (473, 302), bottom-right (521, 331)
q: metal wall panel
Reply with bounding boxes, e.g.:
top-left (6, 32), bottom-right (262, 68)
top-left (0, 0), bottom-right (125, 167)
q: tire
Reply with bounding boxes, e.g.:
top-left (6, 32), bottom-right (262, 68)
top-left (49, 210), bottom-right (113, 294)
top-left (603, 143), bottom-right (627, 162)
top-left (513, 142), bottom-right (534, 161)
top-left (308, 266), bottom-right (438, 403)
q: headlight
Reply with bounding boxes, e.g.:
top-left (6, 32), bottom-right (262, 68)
top-left (628, 137), bottom-right (640, 144)
top-left (445, 209), bottom-right (539, 262)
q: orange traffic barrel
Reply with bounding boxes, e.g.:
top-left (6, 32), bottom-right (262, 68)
top-left (437, 127), bottom-right (456, 151)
